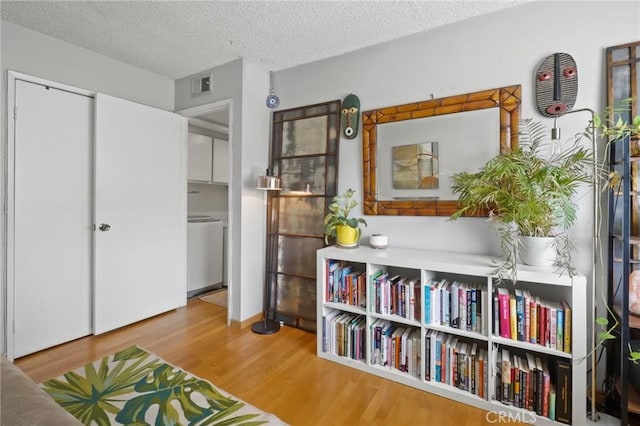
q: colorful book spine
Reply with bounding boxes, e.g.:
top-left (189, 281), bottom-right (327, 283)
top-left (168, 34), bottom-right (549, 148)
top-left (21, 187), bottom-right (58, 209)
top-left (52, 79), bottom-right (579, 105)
top-left (562, 300), bottom-right (572, 353)
top-left (515, 289), bottom-right (524, 341)
top-left (530, 297), bottom-right (538, 344)
top-left (509, 293), bottom-right (517, 340)
top-left (424, 281), bottom-right (432, 324)
top-left (556, 304), bottom-right (564, 352)
top-left (498, 288), bottom-right (511, 339)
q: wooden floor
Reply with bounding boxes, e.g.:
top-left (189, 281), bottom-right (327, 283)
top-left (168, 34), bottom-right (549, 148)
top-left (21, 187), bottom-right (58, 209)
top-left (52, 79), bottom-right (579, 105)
top-left (15, 299), bottom-right (506, 425)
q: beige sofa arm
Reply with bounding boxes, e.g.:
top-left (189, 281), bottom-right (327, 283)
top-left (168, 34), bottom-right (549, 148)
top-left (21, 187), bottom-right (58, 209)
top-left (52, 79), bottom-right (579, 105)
top-left (1, 356), bottom-right (81, 425)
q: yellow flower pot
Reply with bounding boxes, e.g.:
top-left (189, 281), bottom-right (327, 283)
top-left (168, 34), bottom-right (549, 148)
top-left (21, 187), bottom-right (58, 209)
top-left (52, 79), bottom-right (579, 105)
top-left (336, 225), bottom-right (360, 247)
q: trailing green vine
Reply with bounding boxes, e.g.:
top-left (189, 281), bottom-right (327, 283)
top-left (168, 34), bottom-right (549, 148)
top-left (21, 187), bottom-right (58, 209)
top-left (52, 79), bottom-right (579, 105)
top-left (593, 99), bottom-right (640, 363)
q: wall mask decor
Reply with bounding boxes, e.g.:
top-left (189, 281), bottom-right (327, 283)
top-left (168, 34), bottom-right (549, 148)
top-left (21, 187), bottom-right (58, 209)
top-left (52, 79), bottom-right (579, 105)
top-left (341, 94), bottom-right (360, 139)
top-left (535, 52), bottom-right (578, 117)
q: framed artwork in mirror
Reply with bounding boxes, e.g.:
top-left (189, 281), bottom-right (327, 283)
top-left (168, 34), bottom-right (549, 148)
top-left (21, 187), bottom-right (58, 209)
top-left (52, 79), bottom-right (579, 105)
top-left (361, 85), bottom-right (521, 216)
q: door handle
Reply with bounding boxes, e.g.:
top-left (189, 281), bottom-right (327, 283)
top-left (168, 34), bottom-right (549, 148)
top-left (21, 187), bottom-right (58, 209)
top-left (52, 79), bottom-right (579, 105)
top-left (99, 223), bottom-right (111, 232)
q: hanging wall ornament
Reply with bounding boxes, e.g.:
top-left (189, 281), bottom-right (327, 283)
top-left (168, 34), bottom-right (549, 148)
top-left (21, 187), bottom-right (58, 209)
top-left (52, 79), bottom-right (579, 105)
top-left (535, 52), bottom-right (578, 117)
top-left (265, 71), bottom-right (280, 109)
top-left (341, 94), bottom-right (360, 139)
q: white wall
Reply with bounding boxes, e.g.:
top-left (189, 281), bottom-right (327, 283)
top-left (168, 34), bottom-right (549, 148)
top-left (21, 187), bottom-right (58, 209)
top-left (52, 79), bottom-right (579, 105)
top-left (175, 59), bottom-right (270, 323)
top-left (1, 21), bottom-right (174, 110)
top-left (271, 0), bottom-right (638, 376)
top-left (273, 0), bottom-right (637, 277)
top-left (239, 61), bottom-right (271, 320)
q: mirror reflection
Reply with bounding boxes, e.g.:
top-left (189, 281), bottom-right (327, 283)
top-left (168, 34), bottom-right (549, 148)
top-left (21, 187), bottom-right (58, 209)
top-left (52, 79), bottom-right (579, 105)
top-left (378, 108), bottom-right (499, 200)
top-left (362, 85), bottom-right (521, 216)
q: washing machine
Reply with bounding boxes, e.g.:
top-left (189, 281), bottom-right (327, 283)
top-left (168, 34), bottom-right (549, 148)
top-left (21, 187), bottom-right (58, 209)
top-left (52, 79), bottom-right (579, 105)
top-left (187, 215), bottom-right (223, 297)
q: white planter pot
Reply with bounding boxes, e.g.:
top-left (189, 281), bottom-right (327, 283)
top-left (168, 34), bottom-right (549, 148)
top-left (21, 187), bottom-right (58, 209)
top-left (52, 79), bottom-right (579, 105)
top-left (520, 236), bottom-right (556, 267)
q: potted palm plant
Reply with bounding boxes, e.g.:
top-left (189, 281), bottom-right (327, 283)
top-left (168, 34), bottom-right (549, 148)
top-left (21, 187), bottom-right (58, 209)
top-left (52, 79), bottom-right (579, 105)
top-left (449, 119), bottom-right (594, 282)
top-left (323, 188), bottom-right (367, 247)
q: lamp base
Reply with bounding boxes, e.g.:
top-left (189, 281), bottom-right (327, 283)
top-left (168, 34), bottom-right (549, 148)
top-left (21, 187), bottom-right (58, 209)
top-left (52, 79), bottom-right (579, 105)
top-left (251, 318), bottom-right (281, 335)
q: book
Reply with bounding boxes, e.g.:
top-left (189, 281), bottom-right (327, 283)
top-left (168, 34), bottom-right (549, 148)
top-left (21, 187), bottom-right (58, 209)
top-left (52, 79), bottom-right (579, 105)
top-left (443, 281), bottom-right (451, 326)
top-left (478, 348), bottom-right (487, 399)
top-left (497, 288), bottom-right (511, 338)
top-left (424, 280), bottom-right (433, 324)
top-left (412, 279), bottom-right (421, 322)
top-left (425, 331), bottom-right (432, 381)
top-left (549, 383), bottom-right (557, 421)
top-left (542, 360), bottom-right (551, 417)
top-left (470, 342), bottom-right (477, 394)
top-left (434, 332), bottom-right (443, 382)
top-left (513, 355), bottom-right (521, 407)
top-left (523, 290), bottom-right (532, 343)
top-left (562, 300), bottom-right (572, 353)
top-left (556, 359), bottom-right (572, 424)
top-left (471, 285), bottom-right (478, 332)
top-left (537, 299), bottom-right (547, 347)
top-left (493, 293), bottom-right (500, 336)
top-left (530, 296), bottom-right (538, 344)
top-left (501, 348), bottom-right (512, 404)
top-left (534, 356), bottom-right (544, 416)
top-left (515, 289), bottom-right (525, 341)
top-left (519, 355), bottom-right (530, 410)
top-left (509, 292), bottom-right (517, 340)
top-left (451, 281), bottom-right (461, 328)
top-left (460, 282), bottom-right (467, 329)
top-left (495, 351), bottom-right (503, 402)
top-left (466, 286), bottom-right (473, 331)
top-left (478, 284), bottom-right (486, 334)
top-left (322, 310), bottom-right (340, 352)
top-left (525, 352), bottom-right (536, 411)
top-left (555, 301), bottom-right (564, 352)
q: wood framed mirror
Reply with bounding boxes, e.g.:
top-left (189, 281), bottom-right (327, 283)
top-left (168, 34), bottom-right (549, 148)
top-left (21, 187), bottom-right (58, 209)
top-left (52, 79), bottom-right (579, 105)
top-left (361, 85), bottom-right (521, 216)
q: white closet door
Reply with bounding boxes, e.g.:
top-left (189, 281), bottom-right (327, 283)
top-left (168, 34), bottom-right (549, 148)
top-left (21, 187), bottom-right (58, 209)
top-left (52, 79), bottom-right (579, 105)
top-left (93, 94), bottom-right (186, 334)
top-left (13, 80), bottom-right (93, 357)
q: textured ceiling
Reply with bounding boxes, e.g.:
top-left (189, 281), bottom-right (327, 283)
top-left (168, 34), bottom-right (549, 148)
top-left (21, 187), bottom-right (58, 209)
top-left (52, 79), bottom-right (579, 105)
top-left (1, 1), bottom-right (530, 80)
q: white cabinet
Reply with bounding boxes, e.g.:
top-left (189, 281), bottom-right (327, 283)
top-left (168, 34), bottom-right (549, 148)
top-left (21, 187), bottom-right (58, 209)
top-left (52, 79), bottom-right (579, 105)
top-left (188, 133), bottom-right (213, 182)
top-left (188, 133), bottom-right (228, 184)
top-left (317, 245), bottom-right (586, 425)
top-left (212, 138), bottom-right (229, 184)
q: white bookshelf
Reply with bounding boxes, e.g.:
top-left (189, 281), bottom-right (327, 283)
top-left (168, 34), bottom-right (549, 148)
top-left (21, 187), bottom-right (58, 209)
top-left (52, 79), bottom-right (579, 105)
top-left (316, 245), bottom-right (586, 425)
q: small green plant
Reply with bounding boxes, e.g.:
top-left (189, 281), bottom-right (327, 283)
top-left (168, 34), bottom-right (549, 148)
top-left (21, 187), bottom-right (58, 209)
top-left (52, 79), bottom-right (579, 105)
top-left (323, 188), bottom-right (367, 244)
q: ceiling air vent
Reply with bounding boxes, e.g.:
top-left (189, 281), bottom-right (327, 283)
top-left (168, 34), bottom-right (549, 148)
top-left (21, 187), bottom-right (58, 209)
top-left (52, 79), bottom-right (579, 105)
top-left (191, 73), bottom-right (212, 96)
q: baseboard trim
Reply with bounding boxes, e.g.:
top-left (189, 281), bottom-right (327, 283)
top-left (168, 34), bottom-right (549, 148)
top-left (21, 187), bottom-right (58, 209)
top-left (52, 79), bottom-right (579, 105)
top-left (231, 312), bottom-right (263, 329)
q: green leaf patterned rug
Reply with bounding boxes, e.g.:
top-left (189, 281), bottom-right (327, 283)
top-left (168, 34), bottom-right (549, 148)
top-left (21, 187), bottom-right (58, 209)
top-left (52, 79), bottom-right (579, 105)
top-left (40, 345), bottom-right (287, 426)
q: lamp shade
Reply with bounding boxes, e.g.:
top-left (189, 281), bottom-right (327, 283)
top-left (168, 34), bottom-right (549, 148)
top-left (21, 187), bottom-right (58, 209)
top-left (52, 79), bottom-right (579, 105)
top-left (256, 173), bottom-right (282, 190)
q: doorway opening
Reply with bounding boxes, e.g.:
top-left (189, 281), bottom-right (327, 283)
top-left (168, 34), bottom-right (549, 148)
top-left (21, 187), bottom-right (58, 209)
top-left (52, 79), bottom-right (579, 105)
top-left (176, 100), bottom-right (233, 327)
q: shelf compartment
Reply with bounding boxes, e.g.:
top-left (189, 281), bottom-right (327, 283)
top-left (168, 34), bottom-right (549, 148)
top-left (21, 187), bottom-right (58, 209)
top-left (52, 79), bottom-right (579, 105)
top-left (612, 257), bottom-right (640, 264)
top-left (370, 362), bottom-right (422, 383)
top-left (613, 304), bottom-right (640, 330)
top-left (491, 335), bottom-right (572, 359)
top-left (324, 302), bottom-right (366, 315)
top-left (615, 377), bottom-right (640, 414)
top-left (424, 323), bottom-right (488, 342)
top-left (426, 378), bottom-right (489, 402)
top-left (369, 311), bottom-right (420, 328)
top-left (612, 234), bottom-right (640, 245)
top-left (321, 310), bottom-right (366, 361)
top-left (370, 318), bottom-right (421, 379)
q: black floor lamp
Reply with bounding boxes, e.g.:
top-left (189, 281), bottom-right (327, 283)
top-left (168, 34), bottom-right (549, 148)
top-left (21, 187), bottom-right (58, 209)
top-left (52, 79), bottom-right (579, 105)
top-left (252, 169), bottom-right (282, 335)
